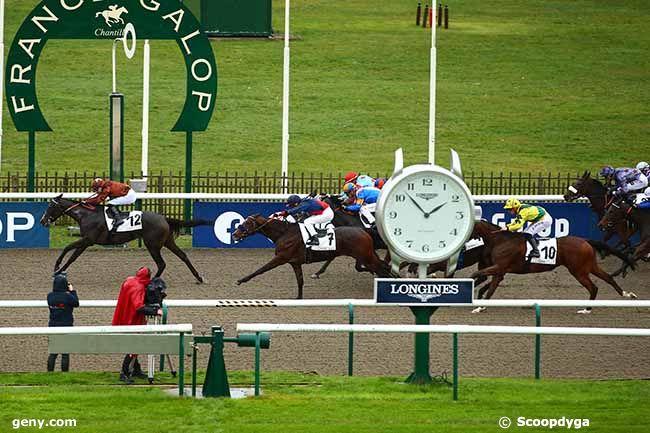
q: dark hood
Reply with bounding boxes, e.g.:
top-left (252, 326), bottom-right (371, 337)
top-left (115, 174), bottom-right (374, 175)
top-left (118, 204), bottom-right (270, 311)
top-left (53, 274), bottom-right (68, 292)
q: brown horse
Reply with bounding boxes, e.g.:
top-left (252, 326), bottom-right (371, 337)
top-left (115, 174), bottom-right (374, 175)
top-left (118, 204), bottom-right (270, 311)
top-left (563, 170), bottom-right (635, 250)
top-left (599, 201), bottom-right (650, 277)
top-left (470, 220), bottom-right (636, 313)
top-left (232, 214), bottom-right (393, 299)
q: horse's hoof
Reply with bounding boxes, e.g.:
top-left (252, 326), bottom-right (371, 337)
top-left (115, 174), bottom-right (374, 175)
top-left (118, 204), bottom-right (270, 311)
top-left (196, 277), bottom-right (205, 285)
top-left (471, 307), bottom-right (486, 314)
top-left (236, 280), bottom-right (243, 286)
top-left (310, 273), bottom-right (320, 279)
top-left (623, 291), bottom-right (638, 299)
top-left (577, 308), bottom-right (592, 314)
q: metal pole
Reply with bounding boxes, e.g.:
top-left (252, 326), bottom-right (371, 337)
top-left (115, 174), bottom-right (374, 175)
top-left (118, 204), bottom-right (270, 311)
top-left (427, 5), bottom-right (437, 164)
top-left (0, 0), bottom-right (5, 173)
top-left (535, 303), bottom-right (541, 379)
top-left (280, 0), bottom-right (290, 193)
top-left (141, 40), bottom-right (150, 178)
top-left (405, 306), bottom-right (437, 384)
top-left (112, 39), bottom-right (117, 93)
top-left (28, 131), bottom-right (36, 192)
top-left (347, 303), bottom-right (354, 376)
top-left (254, 332), bottom-right (261, 396)
top-left (184, 132), bottom-right (192, 224)
top-left (452, 333), bottom-right (458, 400)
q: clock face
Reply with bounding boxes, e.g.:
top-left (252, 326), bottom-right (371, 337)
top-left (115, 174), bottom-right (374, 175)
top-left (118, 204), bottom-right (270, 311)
top-left (377, 165), bottom-right (475, 263)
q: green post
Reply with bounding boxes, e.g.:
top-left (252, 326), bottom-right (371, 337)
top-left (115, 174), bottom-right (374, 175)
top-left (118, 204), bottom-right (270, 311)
top-left (160, 303), bottom-right (168, 371)
top-left (535, 303), bottom-right (541, 379)
top-left (405, 306), bottom-right (438, 384)
top-left (254, 332), bottom-right (261, 396)
top-left (27, 131), bottom-right (36, 193)
top-left (191, 344), bottom-right (197, 397)
top-left (452, 333), bottom-right (459, 401)
top-left (348, 303), bottom-right (354, 376)
top-left (202, 326), bottom-right (231, 397)
top-left (184, 131), bottom-right (193, 226)
top-left (178, 333), bottom-right (185, 396)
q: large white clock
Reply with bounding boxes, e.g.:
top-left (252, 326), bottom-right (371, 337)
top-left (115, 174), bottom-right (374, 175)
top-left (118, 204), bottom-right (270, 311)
top-left (376, 163), bottom-right (476, 264)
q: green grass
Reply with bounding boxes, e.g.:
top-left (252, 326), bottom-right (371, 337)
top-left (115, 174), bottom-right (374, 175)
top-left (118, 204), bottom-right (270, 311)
top-left (2, 1), bottom-right (649, 178)
top-left (0, 372), bottom-right (648, 432)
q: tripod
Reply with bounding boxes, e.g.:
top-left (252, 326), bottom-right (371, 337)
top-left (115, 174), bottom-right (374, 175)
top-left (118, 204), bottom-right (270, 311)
top-left (146, 314), bottom-right (177, 384)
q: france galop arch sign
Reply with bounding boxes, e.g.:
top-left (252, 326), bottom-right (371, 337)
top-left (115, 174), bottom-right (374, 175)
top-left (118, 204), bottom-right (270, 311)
top-left (5, 0), bottom-right (217, 133)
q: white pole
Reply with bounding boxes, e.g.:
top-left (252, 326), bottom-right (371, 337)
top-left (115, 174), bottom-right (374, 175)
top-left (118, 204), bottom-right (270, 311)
top-left (141, 40), bottom-right (150, 178)
top-left (281, 0), bottom-right (291, 193)
top-left (112, 39), bottom-right (117, 93)
top-left (0, 0), bottom-right (5, 172)
top-left (427, 9), bottom-right (437, 164)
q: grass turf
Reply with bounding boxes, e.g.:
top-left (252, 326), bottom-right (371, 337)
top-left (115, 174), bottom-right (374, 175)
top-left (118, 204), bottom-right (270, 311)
top-left (0, 372), bottom-right (648, 432)
top-left (1, 0), bottom-right (649, 177)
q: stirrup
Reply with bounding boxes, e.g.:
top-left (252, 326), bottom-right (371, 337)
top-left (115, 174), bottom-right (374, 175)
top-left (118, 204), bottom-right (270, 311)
top-left (528, 249), bottom-right (540, 258)
top-left (306, 236), bottom-right (319, 246)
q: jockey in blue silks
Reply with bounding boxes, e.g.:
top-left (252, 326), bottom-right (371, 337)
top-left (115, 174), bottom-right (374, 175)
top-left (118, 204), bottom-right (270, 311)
top-left (600, 165), bottom-right (648, 200)
top-left (344, 186), bottom-right (381, 227)
top-left (282, 195), bottom-right (334, 246)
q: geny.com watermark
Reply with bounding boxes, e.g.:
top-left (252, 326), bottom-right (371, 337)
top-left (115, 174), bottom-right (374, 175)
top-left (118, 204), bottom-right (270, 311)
top-left (499, 416), bottom-right (590, 429)
top-left (12, 419), bottom-right (77, 430)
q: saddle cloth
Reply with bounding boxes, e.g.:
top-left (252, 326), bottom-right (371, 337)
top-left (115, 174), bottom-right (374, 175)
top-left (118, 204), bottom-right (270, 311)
top-left (464, 238), bottom-right (484, 251)
top-left (526, 238), bottom-right (558, 265)
top-left (104, 209), bottom-right (143, 232)
top-left (299, 223), bottom-right (336, 251)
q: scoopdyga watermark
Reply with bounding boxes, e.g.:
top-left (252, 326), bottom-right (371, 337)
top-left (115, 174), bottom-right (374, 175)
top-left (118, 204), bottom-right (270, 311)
top-left (499, 416), bottom-right (590, 429)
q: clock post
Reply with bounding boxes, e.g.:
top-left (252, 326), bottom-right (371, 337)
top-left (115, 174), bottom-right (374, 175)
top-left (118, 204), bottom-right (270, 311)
top-left (375, 148), bottom-right (482, 385)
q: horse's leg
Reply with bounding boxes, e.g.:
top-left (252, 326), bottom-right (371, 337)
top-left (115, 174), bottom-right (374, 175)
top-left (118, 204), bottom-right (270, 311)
top-left (475, 275), bottom-right (489, 298)
top-left (311, 259), bottom-right (333, 279)
top-left (164, 237), bottom-right (204, 284)
top-left (237, 255), bottom-right (288, 285)
top-left (567, 268), bottom-right (599, 314)
top-left (143, 242), bottom-right (166, 278)
top-left (290, 263), bottom-right (305, 299)
top-left (57, 240), bottom-right (92, 273)
top-left (53, 239), bottom-right (87, 272)
top-left (472, 275), bottom-right (504, 314)
top-left (590, 265), bottom-right (636, 299)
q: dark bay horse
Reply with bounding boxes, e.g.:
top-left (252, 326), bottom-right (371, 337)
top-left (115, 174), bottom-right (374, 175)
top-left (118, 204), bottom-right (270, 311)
top-left (40, 195), bottom-right (207, 282)
top-left (309, 194), bottom-right (387, 279)
top-left (470, 220), bottom-right (636, 313)
top-left (599, 202), bottom-right (650, 277)
top-left (232, 214), bottom-right (394, 299)
top-left (564, 171), bottom-right (635, 250)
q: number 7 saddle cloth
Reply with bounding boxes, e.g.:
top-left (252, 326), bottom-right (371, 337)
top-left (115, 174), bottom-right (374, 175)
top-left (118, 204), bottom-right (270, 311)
top-left (298, 223), bottom-right (336, 251)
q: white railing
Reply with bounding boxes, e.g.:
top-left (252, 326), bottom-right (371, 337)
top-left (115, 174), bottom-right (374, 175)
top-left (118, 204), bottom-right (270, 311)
top-left (236, 323), bottom-right (650, 337)
top-left (0, 192), bottom-right (578, 202)
top-left (0, 298), bottom-right (647, 309)
top-left (0, 323), bottom-right (192, 336)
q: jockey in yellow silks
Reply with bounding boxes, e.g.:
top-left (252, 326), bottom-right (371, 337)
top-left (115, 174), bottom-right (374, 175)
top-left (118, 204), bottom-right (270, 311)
top-left (503, 198), bottom-right (553, 258)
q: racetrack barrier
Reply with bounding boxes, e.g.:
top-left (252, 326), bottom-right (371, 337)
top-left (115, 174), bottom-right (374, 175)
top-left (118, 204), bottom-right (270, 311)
top-left (236, 323), bottom-right (650, 400)
top-left (1, 298), bottom-right (648, 379)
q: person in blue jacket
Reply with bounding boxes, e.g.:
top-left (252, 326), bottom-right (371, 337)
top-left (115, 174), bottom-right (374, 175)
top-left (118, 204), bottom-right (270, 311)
top-left (344, 185), bottom-right (381, 226)
top-left (282, 195), bottom-right (334, 246)
top-left (47, 273), bottom-right (79, 372)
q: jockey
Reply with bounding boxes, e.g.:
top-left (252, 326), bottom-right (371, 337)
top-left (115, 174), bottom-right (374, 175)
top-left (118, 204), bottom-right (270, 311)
top-left (374, 178), bottom-right (387, 189)
top-left (343, 171), bottom-right (375, 189)
top-left (636, 161), bottom-right (650, 177)
top-left (282, 194), bottom-right (334, 246)
top-left (341, 182), bottom-right (357, 205)
top-left (86, 178), bottom-right (136, 234)
top-left (599, 166), bottom-right (648, 200)
top-left (502, 198), bottom-right (553, 258)
top-left (345, 185), bottom-right (381, 227)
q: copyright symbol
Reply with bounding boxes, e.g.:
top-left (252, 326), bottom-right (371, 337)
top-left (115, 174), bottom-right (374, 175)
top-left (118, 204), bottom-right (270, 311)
top-left (498, 417), bottom-right (511, 429)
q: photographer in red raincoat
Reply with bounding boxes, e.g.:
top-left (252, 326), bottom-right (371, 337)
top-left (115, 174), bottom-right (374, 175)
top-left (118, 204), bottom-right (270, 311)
top-left (112, 267), bottom-right (161, 384)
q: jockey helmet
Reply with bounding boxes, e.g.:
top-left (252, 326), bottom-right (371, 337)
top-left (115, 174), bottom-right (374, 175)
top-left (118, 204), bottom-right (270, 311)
top-left (503, 197), bottom-right (521, 210)
top-left (91, 178), bottom-right (104, 191)
top-left (599, 166), bottom-right (615, 178)
top-left (342, 182), bottom-right (356, 194)
top-left (287, 195), bottom-right (301, 206)
top-left (374, 178), bottom-right (386, 189)
top-left (636, 161), bottom-right (649, 172)
top-left (344, 171), bottom-right (358, 183)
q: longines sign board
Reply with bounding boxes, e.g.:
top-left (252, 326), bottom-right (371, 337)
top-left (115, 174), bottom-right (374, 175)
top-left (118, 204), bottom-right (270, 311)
top-left (6, 0), bottom-right (217, 132)
top-left (374, 278), bottom-right (474, 306)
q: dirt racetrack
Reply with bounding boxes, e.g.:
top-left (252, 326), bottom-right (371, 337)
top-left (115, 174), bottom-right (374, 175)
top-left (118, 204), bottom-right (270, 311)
top-left (0, 248), bottom-right (649, 379)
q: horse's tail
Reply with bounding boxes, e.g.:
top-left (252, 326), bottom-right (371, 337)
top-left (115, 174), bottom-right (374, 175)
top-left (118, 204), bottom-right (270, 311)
top-left (587, 239), bottom-right (636, 271)
top-left (165, 218), bottom-right (213, 237)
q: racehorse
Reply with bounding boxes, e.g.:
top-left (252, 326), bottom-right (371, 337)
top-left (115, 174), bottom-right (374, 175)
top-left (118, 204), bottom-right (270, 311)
top-left (599, 201), bottom-right (650, 277)
top-left (564, 171), bottom-right (635, 250)
top-left (309, 194), bottom-right (388, 279)
top-left (40, 195), bottom-right (207, 282)
top-left (95, 6), bottom-right (128, 27)
top-left (470, 220), bottom-right (636, 313)
top-left (232, 214), bottom-right (394, 299)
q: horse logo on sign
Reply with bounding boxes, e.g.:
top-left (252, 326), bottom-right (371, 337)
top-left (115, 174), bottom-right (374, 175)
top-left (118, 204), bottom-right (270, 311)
top-left (95, 5), bottom-right (129, 27)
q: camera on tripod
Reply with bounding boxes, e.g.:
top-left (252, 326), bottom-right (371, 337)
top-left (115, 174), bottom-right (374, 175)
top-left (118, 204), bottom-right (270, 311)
top-left (142, 277), bottom-right (167, 317)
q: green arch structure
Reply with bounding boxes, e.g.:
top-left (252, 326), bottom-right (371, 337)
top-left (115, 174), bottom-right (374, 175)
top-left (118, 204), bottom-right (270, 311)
top-left (6, 0), bottom-right (217, 132)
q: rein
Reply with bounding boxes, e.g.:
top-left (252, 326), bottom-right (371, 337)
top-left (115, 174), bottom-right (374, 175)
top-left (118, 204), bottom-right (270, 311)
top-left (240, 216), bottom-right (276, 237)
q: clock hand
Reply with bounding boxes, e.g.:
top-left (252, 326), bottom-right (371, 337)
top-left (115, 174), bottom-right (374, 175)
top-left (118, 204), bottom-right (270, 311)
top-left (425, 201), bottom-right (448, 217)
top-left (406, 192), bottom-right (429, 218)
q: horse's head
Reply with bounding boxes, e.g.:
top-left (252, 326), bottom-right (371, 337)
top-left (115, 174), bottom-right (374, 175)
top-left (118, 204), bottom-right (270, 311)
top-left (232, 214), bottom-right (268, 242)
top-left (40, 194), bottom-right (68, 227)
top-left (598, 201), bottom-right (629, 231)
top-left (564, 170), bottom-right (594, 202)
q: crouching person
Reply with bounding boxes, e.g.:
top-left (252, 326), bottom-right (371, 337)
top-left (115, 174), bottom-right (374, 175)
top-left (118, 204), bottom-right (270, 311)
top-left (112, 267), bottom-right (163, 384)
top-left (47, 273), bottom-right (79, 372)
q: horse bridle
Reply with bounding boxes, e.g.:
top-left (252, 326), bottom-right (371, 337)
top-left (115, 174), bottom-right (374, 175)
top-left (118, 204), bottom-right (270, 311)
top-left (45, 199), bottom-right (83, 224)
top-left (236, 215), bottom-right (275, 238)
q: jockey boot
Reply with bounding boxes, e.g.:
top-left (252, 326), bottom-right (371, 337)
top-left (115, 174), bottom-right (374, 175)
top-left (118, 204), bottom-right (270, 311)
top-left (525, 234), bottom-right (540, 258)
top-left (108, 205), bottom-right (123, 234)
top-left (305, 227), bottom-right (319, 246)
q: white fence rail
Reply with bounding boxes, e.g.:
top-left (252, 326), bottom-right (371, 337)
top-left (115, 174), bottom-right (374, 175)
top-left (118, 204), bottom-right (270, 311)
top-left (0, 299), bottom-right (648, 309)
top-left (0, 323), bottom-right (192, 336)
